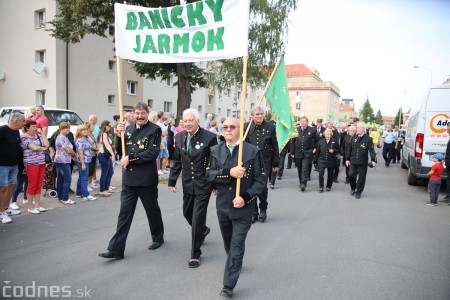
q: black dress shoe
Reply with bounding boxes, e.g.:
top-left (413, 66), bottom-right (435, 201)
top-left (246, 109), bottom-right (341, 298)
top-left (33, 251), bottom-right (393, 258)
top-left (148, 239), bottom-right (164, 250)
top-left (286, 167), bottom-right (291, 169)
top-left (326, 188), bottom-right (331, 192)
top-left (259, 210), bottom-right (267, 222)
top-left (270, 184), bottom-right (274, 189)
top-left (318, 188), bottom-right (323, 193)
top-left (98, 250), bottom-right (124, 260)
top-left (188, 257), bottom-right (201, 268)
top-left (439, 196), bottom-right (450, 203)
top-left (333, 179), bottom-right (339, 183)
top-left (220, 286), bottom-right (233, 298)
top-left (252, 214), bottom-right (259, 224)
top-left (300, 184), bottom-right (306, 191)
top-left (344, 180), bottom-right (349, 184)
top-left (350, 190), bottom-right (355, 196)
top-left (277, 176), bottom-right (282, 180)
top-left (203, 226), bottom-right (210, 237)
top-left (355, 194), bottom-right (361, 199)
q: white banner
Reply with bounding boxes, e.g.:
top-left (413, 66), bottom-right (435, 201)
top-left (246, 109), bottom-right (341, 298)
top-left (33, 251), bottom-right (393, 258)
top-left (114, 0), bottom-right (250, 63)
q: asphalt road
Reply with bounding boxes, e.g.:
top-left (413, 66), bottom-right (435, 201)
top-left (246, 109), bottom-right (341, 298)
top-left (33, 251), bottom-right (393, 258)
top-left (1, 159), bottom-right (450, 300)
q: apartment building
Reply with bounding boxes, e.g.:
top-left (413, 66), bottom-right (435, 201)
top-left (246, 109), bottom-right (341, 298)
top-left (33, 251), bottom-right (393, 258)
top-left (285, 64), bottom-right (340, 124)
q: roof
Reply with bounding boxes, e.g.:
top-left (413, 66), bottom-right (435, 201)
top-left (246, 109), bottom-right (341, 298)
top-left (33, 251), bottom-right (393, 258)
top-left (285, 64), bottom-right (315, 76)
top-left (339, 103), bottom-right (354, 112)
top-left (382, 116), bottom-right (395, 121)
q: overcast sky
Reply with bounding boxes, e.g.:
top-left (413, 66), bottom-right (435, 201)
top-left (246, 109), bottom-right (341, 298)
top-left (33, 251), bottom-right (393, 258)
top-left (283, 0), bottom-right (450, 116)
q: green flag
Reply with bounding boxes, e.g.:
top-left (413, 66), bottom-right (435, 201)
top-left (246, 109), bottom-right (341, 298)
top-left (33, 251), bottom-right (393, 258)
top-left (265, 57), bottom-right (296, 150)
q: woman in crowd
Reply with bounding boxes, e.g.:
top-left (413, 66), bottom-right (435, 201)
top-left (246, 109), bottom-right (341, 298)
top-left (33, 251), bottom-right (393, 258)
top-left (97, 120), bottom-right (115, 196)
top-left (75, 124), bottom-right (96, 201)
top-left (54, 121), bottom-right (76, 205)
top-left (85, 122), bottom-right (99, 191)
top-left (315, 129), bottom-right (340, 193)
top-left (174, 119), bottom-right (184, 138)
top-left (166, 117), bottom-right (175, 168)
top-left (20, 119), bottom-right (49, 213)
top-left (370, 127), bottom-right (380, 154)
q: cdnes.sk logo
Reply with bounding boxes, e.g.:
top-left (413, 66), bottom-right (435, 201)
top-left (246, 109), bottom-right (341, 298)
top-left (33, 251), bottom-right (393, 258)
top-left (430, 113), bottom-right (450, 134)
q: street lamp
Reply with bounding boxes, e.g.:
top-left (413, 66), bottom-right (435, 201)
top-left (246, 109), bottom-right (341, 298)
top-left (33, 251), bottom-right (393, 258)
top-left (413, 65), bottom-right (433, 86)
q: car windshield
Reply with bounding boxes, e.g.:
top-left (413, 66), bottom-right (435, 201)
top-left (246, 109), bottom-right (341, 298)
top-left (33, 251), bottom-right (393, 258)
top-left (44, 110), bottom-right (84, 126)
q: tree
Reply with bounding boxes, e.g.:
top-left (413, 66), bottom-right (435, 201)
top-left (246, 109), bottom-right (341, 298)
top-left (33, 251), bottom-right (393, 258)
top-left (359, 96), bottom-right (375, 123)
top-left (48, 0), bottom-right (298, 121)
top-left (374, 109), bottom-right (383, 124)
top-left (394, 107), bottom-right (403, 127)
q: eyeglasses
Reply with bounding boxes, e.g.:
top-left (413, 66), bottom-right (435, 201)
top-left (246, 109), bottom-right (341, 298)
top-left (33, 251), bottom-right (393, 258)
top-left (222, 125), bottom-right (238, 130)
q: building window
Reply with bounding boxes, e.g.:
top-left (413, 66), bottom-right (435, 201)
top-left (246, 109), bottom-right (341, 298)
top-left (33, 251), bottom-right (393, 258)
top-left (208, 95), bottom-right (213, 106)
top-left (35, 10), bottom-right (45, 28)
top-left (237, 91), bottom-right (241, 100)
top-left (108, 60), bottom-right (115, 70)
top-left (36, 90), bottom-right (46, 105)
top-left (165, 78), bottom-right (172, 87)
top-left (108, 95), bottom-right (115, 105)
top-left (147, 99), bottom-right (153, 108)
top-left (35, 50), bottom-right (46, 65)
top-left (227, 89), bottom-right (231, 97)
top-left (127, 81), bottom-right (137, 95)
top-left (164, 101), bottom-right (172, 113)
top-left (227, 109), bottom-right (231, 117)
top-left (296, 103), bottom-right (301, 110)
top-left (108, 25), bottom-right (114, 36)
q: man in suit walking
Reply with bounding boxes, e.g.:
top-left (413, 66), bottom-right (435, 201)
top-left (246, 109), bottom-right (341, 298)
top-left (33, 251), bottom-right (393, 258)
top-left (99, 102), bottom-right (165, 259)
top-left (169, 109), bottom-right (217, 268)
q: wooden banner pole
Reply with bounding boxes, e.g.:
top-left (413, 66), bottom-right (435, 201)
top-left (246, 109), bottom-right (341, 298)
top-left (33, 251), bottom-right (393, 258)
top-left (116, 56), bottom-right (126, 156)
top-left (236, 56), bottom-right (249, 198)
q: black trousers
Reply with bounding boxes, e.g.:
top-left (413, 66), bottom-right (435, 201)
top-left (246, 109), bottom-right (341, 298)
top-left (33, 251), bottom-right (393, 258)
top-left (296, 157), bottom-right (312, 185)
top-left (183, 192), bottom-right (211, 259)
top-left (333, 156), bottom-right (341, 180)
top-left (108, 184), bottom-right (164, 253)
top-left (217, 210), bottom-right (252, 289)
top-left (318, 165), bottom-right (334, 189)
top-left (382, 143), bottom-right (395, 165)
top-left (349, 163), bottom-right (368, 195)
top-left (254, 175), bottom-right (269, 214)
top-left (446, 166), bottom-right (450, 198)
top-left (394, 144), bottom-right (402, 162)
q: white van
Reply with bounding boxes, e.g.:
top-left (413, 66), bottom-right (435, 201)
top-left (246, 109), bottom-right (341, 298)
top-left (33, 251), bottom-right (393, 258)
top-left (401, 85), bottom-right (450, 185)
top-left (0, 106), bottom-right (84, 138)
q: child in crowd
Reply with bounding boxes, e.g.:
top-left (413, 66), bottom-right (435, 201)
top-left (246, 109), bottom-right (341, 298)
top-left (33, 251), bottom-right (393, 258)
top-left (427, 153), bottom-right (444, 206)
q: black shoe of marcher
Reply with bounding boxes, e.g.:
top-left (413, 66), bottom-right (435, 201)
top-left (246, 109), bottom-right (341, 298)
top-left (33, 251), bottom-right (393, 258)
top-left (306, 177), bottom-right (311, 181)
top-left (286, 167), bottom-right (291, 169)
top-left (344, 180), bottom-right (349, 184)
top-left (270, 184), bottom-right (274, 189)
top-left (259, 210), bottom-right (267, 222)
top-left (318, 188), bottom-right (324, 193)
top-left (203, 226), bottom-right (210, 238)
top-left (148, 239), bottom-right (164, 250)
top-left (300, 185), bottom-right (306, 192)
top-left (350, 190), bottom-right (355, 196)
top-left (252, 214), bottom-right (259, 224)
top-left (98, 250), bottom-right (124, 260)
top-left (277, 176), bottom-right (282, 180)
top-left (326, 188), bottom-right (331, 192)
top-left (220, 286), bottom-right (234, 298)
top-left (439, 196), bottom-right (450, 202)
top-left (355, 194), bottom-right (361, 199)
top-left (188, 257), bottom-right (201, 268)
top-left (333, 179), bottom-right (339, 183)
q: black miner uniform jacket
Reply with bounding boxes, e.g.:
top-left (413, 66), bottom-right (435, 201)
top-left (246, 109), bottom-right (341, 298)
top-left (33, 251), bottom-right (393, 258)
top-left (123, 121), bottom-right (162, 186)
top-left (345, 134), bottom-right (376, 165)
top-left (291, 126), bottom-right (318, 158)
top-left (244, 120), bottom-right (280, 170)
top-left (315, 138), bottom-right (340, 168)
top-left (168, 127), bottom-right (218, 195)
top-left (206, 142), bottom-right (267, 220)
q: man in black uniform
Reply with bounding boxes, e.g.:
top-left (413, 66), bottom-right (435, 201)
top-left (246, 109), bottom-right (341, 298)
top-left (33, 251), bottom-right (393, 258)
top-left (343, 125), bottom-right (356, 184)
top-left (291, 117), bottom-right (317, 191)
top-left (169, 108), bottom-right (217, 268)
top-left (345, 122), bottom-right (377, 199)
top-left (244, 107), bottom-right (279, 223)
top-left (332, 123), bottom-right (346, 183)
top-left (99, 102), bottom-right (164, 259)
top-left (310, 118), bottom-right (326, 177)
top-left (206, 117), bottom-right (266, 298)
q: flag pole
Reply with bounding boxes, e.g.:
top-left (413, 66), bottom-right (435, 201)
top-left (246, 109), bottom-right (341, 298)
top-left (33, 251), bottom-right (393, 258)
top-left (116, 56), bottom-right (126, 156)
top-left (242, 55), bottom-right (284, 141)
top-left (236, 56), bottom-right (249, 198)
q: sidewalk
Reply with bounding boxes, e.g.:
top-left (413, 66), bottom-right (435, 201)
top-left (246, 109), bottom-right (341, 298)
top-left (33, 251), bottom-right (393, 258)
top-left (8, 164), bottom-right (170, 219)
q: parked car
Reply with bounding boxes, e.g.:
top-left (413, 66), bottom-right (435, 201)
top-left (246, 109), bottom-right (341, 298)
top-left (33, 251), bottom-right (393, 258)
top-left (0, 106), bottom-right (84, 137)
top-left (401, 85), bottom-right (450, 185)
